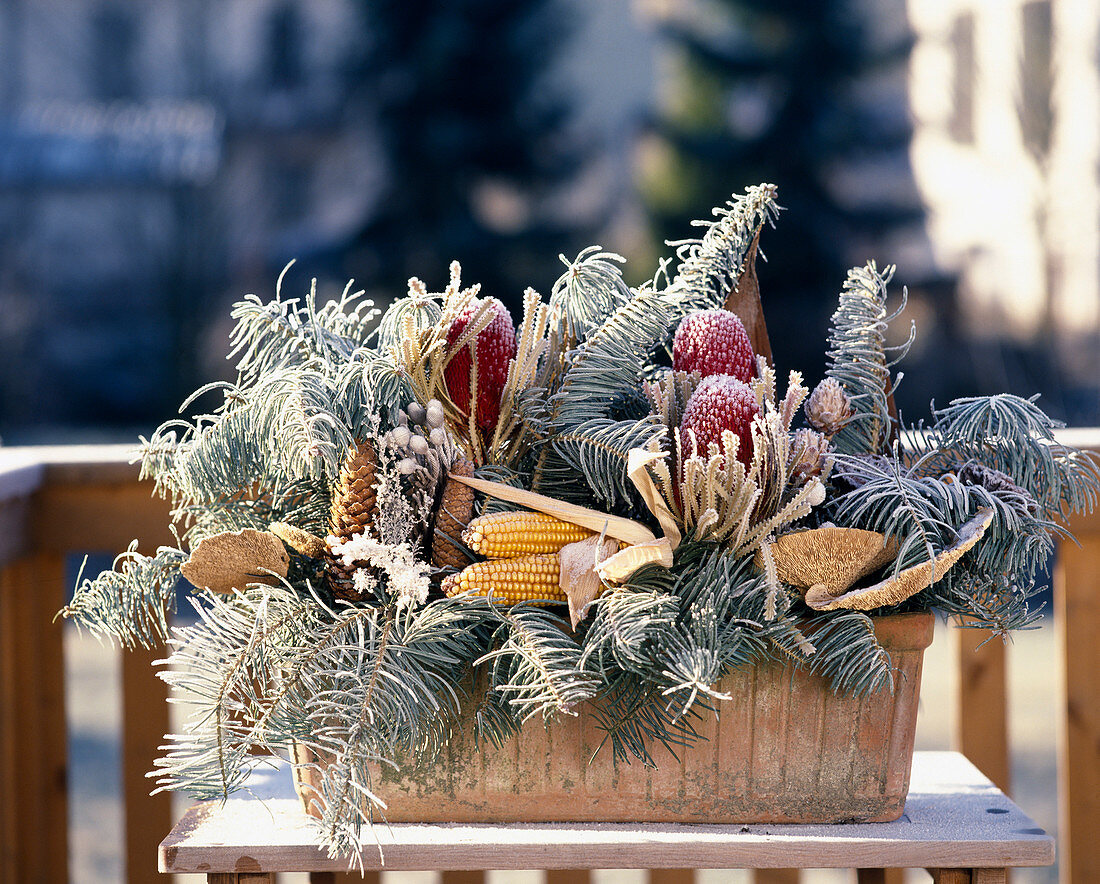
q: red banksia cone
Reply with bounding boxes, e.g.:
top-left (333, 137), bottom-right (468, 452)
top-left (680, 375), bottom-right (760, 467)
top-left (673, 309), bottom-right (756, 383)
top-left (444, 297), bottom-right (517, 432)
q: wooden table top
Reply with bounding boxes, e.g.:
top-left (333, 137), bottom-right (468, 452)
top-left (159, 751), bottom-right (1054, 875)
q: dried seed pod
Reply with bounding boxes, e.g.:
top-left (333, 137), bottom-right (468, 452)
top-left (788, 428), bottom-right (831, 485)
top-left (426, 399), bottom-right (445, 428)
top-left (181, 529), bottom-right (289, 595)
top-left (407, 401), bottom-right (427, 425)
top-left (326, 440), bottom-right (380, 601)
top-left (409, 434), bottom-right (430, 456)
top-left (270, 521), bottom-right (327, 559)
top-left (390, 425), bottom-right (412, 448)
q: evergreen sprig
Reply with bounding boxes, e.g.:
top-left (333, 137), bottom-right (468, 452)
top-left (825, 262), bottom-right (912, 455)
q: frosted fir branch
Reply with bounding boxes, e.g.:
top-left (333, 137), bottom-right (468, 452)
top-left (550, 247), bottom-right (632, 347)
top-left (664, 183), bottom-right (781, 313)
top-left (926, 393), bottom-right (1100, 516)
top-left (825, 262), bottom-right (913, 455)
top-left (228, 264), bottom-right (380, 386)
top-left (60, 543), bottom-right (187, 649)
top-left (480, 607), bottom-right (601, 722)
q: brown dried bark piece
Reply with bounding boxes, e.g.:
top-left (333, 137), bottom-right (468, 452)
top-left (180, 528), bottom-right (289, 594)
top-left (805, 507), bottom-right (994, 612)
top-left (757, 526), bottom-right (898, 599)
top-left (724, 226), bottom-right (773, 364)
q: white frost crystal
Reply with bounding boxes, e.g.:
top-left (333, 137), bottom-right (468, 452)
top-left (328, 532), bottom-right (431, 610)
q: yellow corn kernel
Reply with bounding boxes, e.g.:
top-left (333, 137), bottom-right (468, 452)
top-left (442, 553), bottom-right (566, 605)
top-left (462, 511), bottom-right (594, 558)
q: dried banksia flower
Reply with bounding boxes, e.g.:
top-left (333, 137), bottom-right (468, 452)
top-left (788, 428), bottom-right (831, 485)
top-left (326, 440), bottom-right (379, 601)
top-left (431, 458), bottom-right (475, 570)
top-left (806, 378), bottom-right (852, 437)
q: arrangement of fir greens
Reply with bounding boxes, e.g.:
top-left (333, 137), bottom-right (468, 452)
top-left (62, 184), bottom-right (1100, 857)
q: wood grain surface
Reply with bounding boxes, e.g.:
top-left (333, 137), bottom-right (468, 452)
top-left (159, 752), bottom-right (1053, 875)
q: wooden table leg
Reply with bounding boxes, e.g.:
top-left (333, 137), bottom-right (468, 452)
top-left (753, 871), bottom-right (799, 884)
top-left (857, 870), bottom-right (906, 884)
top-left (929, 870), bottom-right (1007, 883)
top-left (441, 872), bottom-right (487, 884)
top-left (548, 872), bottom-right (593, 884)
top-left (649, 871), bottom-right (693, 884)
top-left (930, 870), bottom-right (971, 883)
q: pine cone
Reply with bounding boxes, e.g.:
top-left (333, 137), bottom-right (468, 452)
top-left (326, 440), bottom-right (379, 601)
top-left (806, 378), bottom-right (852, 437)
top-left (431, 458), bottom-right (475, 569)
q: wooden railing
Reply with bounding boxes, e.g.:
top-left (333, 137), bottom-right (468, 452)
top-left (1, 441), bottom-right (1097, 884)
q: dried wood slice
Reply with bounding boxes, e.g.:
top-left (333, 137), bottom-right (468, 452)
top-left (180, 528), bottom-right (290, 594)
top-left (756, 526), bottom-right (898, 598)
top-left (805, 507), bottom-right (994, 612)
top-left (559, 535), bottom-right (620, 629)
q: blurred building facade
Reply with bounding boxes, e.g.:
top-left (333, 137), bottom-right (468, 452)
top-left (0, 0), bottom-right (375, 434)
top-left (0, 0), bottom-right (654, 439)
top-left (908, 0), bottom-right (1100, 420)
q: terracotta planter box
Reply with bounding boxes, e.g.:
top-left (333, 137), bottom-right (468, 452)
top-left (293, 611), bottom-right (934, 825)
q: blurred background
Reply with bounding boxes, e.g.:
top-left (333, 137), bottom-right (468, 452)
top-left (1, 0), bottom-right (1098, 443)
top-left (0, 2), bottom-right (1093, 882)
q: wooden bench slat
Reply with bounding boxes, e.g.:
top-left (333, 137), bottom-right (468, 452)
top-left (121, 643), bottom-right (172, 884)
top-left (956, 629), bottom-right (1010, 795)
top-left (1056, 534), bottom-right (1100, 884)
top-left (0, 554), bottom-right (69, 883)
top-left (158, 753), bottom-right (1053, 875)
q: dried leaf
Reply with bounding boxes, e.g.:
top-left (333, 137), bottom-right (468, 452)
top-left (559, 536), bottom-right (620, 629)
top-left (447, 473), bottom-right (657, 546)
top-left (595, 538), bottom-right (674, 583)
top-left (755, 526), bottom-right (898, 598)
top-left (724, 226), bottom-right (772, 363)
top-left (180, 529), bottom-right (290, 594)
top-left (627, 447), bottom-right (682, 549)
top-left (805, 508), bottom-right (994, 611)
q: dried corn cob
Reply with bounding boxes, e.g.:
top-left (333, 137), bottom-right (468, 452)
top-left (442, 553), bottom-right (566, 605)
top-left (462, 511), bottom-right (594, 559)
